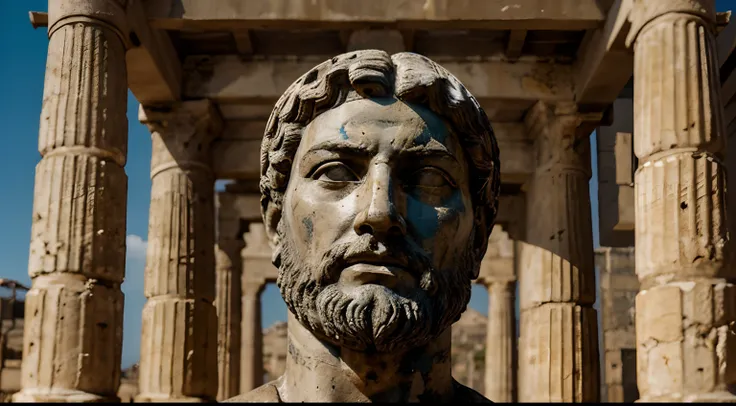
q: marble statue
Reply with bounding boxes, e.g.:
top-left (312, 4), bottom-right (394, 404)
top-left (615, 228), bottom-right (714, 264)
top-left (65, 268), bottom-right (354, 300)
top-left (225, 50), bottom-right (501, 403)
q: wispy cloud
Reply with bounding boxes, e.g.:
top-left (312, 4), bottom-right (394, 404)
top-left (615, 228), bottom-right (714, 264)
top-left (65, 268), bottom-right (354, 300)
top-left (126, 234), bottom-right (148, 261)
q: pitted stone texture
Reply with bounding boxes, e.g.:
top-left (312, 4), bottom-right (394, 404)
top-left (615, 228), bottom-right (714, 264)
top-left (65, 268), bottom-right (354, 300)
top-left (37, 22), bottom-right (128, 158)
top-left (29, 155), bottom-right (128, 283)
top-left (137, 298), bottom-right (218, 402)
top-left (520, 103), bottom-right (596, 309)
top-left (635, 154), bottom-right (728, 284)
top-left (47, 0), bottom-right (128, 37)
top-left (29, 21), bottom-right (128, 284)
top-left (143, 100), bottom-right (222, 174)
top-left (518, 304), bottom-right (599, 402)
top-left (138, 100), bottom-right (222, 402)
top-left (144, 170), bottom-right (216, 302)
top-left (17, 275), bottom-right (123, 401)
top-left (630, 1), bottom-right (735, 401)
top-left (632, 15), bottom-right (725, 157)
top-left (17, 16), bottom-right (128, 403)
top-left (518, 101), bottom-right (599, 403)
top-left (635, 282), bottom-right (736, 401)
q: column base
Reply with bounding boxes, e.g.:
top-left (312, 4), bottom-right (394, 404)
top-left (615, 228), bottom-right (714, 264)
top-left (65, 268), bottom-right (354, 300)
top-left (135, 393), bottom-right (212, 403)
top-left (12, 389), bottom-right (118, 403)
top-left (637, 391), bottom-right (736, 403)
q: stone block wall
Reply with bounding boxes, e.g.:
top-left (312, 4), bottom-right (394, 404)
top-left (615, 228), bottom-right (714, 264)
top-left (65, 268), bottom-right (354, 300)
top-left (596, 247), bottom-right (639, 402)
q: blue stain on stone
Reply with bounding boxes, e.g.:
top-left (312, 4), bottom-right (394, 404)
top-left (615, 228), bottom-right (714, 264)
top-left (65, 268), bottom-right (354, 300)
top-left (302, 217), bottom-right (314, 241)
top-left (444, 191), bottom-right (465, 213)
top-left (406, 103), bottom-right (448, 145)
top-left (339, 125), bottom-right (349, 140)
top-left (414, 128), bottom-right (432, 145)
top-left (406, 196), bottom-right (439, 240)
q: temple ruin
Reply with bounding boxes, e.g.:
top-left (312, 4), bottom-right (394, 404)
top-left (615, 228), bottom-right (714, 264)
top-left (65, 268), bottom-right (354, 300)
top-left (11, 0), bottom-right (736, 402)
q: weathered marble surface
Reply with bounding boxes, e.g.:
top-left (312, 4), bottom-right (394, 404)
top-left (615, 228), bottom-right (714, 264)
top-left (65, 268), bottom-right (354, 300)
top-left (225, 49), bottom-right (500, 402)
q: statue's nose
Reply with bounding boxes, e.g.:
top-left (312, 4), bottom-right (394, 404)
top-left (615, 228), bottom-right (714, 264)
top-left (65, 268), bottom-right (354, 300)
top-left (353, 163), bottom-right (407, 238)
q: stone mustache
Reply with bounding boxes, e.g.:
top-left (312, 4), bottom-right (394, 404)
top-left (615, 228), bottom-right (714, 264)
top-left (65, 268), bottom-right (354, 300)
top-left (225, 49), bottom-right (501, 403)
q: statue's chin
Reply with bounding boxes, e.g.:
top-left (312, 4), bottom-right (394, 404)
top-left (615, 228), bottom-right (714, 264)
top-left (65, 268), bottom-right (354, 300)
top-left (310, 283), bottom-right (433, 353)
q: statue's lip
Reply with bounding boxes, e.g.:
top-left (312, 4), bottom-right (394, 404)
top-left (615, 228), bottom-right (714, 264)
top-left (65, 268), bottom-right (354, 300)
top-left (343, 263), bottom-right (403, 277)
top-left (340, 263), bottom-right (415, 288)
top-left (343, 253), bottom-right (409, 269)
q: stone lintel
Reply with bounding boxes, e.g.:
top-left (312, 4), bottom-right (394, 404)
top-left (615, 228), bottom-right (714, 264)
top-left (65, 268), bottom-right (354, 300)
top-left (183, 56), bottom-right (574, 106)
top-left (345, 29), bottom-right (406, 54)
top-left (125, 0), bottom-right (183, 103)
top-left (144, 0), bottom-right (605, 31)
top-left (573, 0), bottom-right (634, 105)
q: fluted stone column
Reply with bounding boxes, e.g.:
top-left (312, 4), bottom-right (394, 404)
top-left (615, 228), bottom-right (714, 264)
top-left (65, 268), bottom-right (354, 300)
top-left (627, 0), bottom-right (736, 401)
top-left (215, 238), bottom-right (245, 400)
top-left (240, 280), bottom-right (265, 393)
top-left (485, 280), bottom-right (516, 402)
top-left (136, 100), bottom-right (222, 402)
top-left (517, 102), bottom-right (599, 402)
top-left (15, 1), bottom-right (128, 402)
top-left (240, 223), bottom-right (274, 392)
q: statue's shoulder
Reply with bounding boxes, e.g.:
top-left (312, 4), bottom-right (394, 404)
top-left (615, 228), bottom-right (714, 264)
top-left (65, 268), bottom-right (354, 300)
top-left (452, 379), bottom-right (493, 403)
top-left (221, 379), bottom-right (282, 403)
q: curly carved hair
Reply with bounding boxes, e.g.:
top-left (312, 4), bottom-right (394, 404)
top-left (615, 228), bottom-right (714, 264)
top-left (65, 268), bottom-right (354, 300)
top-left (260, 50), bottom-right (501, 274)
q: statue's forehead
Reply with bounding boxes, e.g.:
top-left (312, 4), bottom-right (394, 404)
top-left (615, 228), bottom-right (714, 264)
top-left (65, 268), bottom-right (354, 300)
top-left (301, 98), bottom-right (455, 150)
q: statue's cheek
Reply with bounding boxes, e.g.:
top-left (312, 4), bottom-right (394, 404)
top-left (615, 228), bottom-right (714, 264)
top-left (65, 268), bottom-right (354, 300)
top-left (405, 196), bottom-right (441, 241)
top-left (405, 190), bottom-right (470, 241)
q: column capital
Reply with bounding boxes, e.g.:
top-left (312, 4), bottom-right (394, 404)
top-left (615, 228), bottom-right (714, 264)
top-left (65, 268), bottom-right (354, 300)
top-left (242, 280), bottom-right (266, 296)
top-left (626, 0), bottom-right (717, 47)
top-left (141, 100), bottom-right (223, 177)
top-left (242, 223), bottom-right (273, 258)
top-left (216, 240), bottom-right (246, 269)
top-left (48, 0), bottom-right (127, 39)
top-left (140, 99), bottom-right (223, 142)
top-left (524, 101), bottom-right (601, 175)
top-left (479, 275), bottom-right (516, 287)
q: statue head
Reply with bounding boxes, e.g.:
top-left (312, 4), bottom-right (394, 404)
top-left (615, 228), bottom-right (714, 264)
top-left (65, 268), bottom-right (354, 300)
top-left (260, 50), bottom-right (500, 353)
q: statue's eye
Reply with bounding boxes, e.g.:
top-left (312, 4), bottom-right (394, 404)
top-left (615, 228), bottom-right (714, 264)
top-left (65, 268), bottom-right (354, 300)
top-left (406, 167), bottom-right (456, 189)
top-left (313, 162), bottom-right (360, 182)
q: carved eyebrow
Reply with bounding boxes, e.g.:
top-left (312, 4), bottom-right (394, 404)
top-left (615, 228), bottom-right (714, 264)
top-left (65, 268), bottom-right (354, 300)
top-left (398, 144), bottom-right (459, 164)
top-left (304, 140), bottom-right (373, 157)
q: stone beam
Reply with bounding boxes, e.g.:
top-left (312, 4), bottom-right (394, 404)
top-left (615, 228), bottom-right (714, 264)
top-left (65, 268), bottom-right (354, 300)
top-left (217, 192), bottom-right (263, 228)
top-left (125, 0), bottom-right (182, 103)
top-left (573, 0), bottom-right (633, 106)
top-left (144, 0), bottom-right (605, 31)
top-left (212, 121), bottom-right (534, 183)
top-left (183, 56), bottom-right (574, 106)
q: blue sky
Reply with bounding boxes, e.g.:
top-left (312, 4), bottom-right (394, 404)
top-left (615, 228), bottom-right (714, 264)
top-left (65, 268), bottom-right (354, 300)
top-left (1, 1), bottom-right (733, 369)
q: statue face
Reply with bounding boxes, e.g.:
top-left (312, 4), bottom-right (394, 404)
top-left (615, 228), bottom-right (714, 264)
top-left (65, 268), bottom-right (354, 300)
top-left (277, 98), bottom-right (476, 352)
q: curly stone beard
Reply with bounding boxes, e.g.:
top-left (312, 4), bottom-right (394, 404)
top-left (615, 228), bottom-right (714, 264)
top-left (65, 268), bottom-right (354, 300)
top-left (275, 220), bottom-right (477, 353)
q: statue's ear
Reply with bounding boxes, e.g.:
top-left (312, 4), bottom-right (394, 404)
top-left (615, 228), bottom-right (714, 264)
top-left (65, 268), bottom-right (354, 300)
top-left (470, 211), bottom-right (491, 280)
top-left (263, 203), bottom-right (282, 250)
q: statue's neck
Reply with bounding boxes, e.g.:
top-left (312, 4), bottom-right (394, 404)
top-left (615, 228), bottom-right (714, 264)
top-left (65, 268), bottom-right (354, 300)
top-left (277, 312), bottom-right (455, 402)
